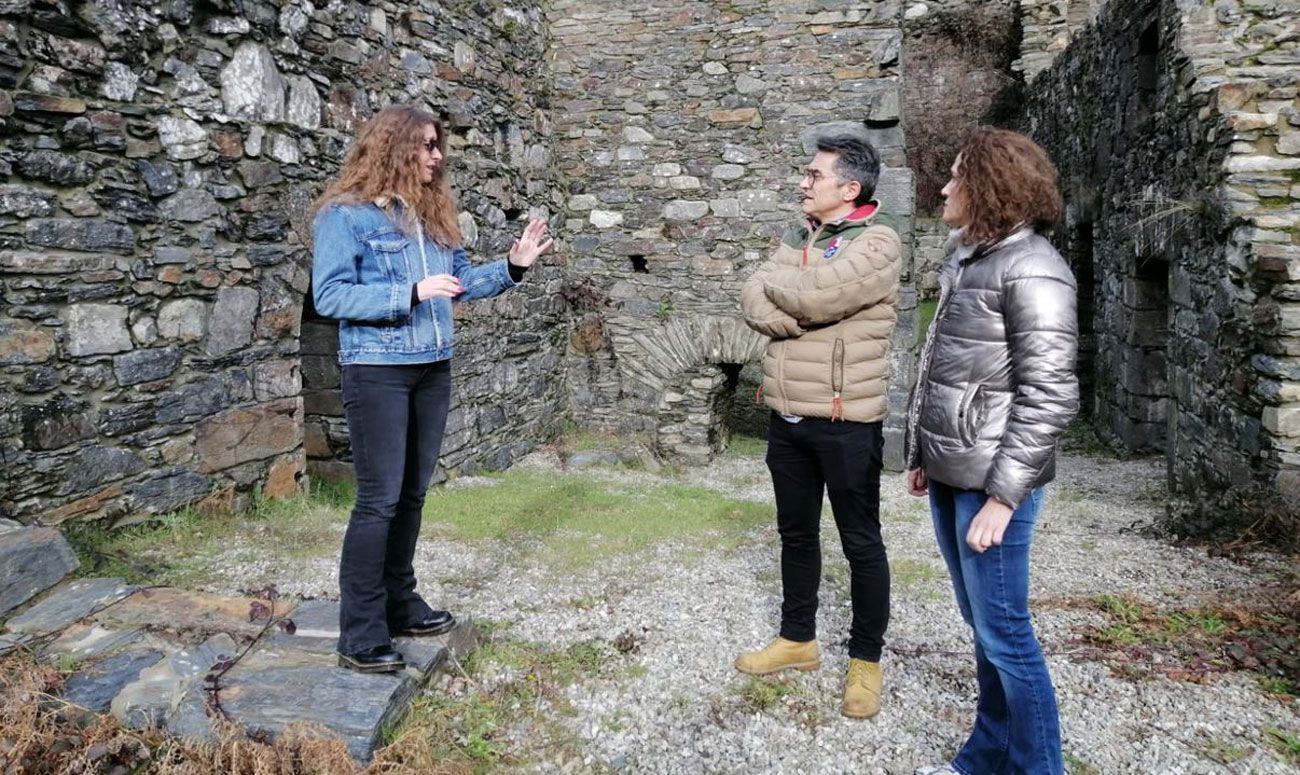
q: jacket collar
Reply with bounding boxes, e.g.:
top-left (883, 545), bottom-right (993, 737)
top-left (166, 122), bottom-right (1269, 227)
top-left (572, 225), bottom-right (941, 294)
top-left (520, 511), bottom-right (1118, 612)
top-left (948, 224), bottom-right (1033, 264)
top-left (806, 200), bottom-right (880, 233)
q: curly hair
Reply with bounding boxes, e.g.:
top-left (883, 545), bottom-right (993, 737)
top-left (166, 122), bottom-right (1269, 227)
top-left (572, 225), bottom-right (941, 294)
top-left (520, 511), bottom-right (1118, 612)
top-left (312, 105), bottom-right (462, 246)
top-left (954, 127), bottom-right (1062, 246)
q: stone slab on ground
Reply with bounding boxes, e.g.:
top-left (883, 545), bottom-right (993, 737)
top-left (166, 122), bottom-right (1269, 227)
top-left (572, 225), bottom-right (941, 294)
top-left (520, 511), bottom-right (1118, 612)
top-left (95, 587), bottom-right (298, 638)
top-left (61, 648), bottom-right (165, 713)
top-left (0, 521), bottom-right (79, 617)
top-left (168, 663), bottom-right (416, 761)
top-left (111, 633), bottom-right (239, 729)
top-left (3, 577), bottom-right (135, 635)
top-left (44, 623), bottom-right (148, 661)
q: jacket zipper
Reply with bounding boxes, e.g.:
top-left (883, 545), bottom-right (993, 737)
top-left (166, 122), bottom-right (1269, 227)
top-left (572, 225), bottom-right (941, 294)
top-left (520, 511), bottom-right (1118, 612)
top-left (831, 338), bottom-right (845, 421)
top-left (417, 227), bottom-right (442, 350)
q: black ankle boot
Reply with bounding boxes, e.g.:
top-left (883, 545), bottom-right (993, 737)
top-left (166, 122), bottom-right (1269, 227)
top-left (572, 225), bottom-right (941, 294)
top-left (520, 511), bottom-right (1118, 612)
top-left (338, 644), bottom-right (406, 673)
top-left (392, 610), bottom-right (456, 637)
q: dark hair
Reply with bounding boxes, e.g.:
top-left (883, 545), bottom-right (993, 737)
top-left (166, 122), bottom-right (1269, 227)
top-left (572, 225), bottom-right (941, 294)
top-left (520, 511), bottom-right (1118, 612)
top-left (955, 127), bottom-right (1062, 246)
top-left (815, 134), bottom-right (881, 205)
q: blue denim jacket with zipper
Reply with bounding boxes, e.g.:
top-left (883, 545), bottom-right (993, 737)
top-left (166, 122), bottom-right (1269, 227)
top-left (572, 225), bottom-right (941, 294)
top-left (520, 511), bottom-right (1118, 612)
top-left (311, 202), bottom-right (517, 365)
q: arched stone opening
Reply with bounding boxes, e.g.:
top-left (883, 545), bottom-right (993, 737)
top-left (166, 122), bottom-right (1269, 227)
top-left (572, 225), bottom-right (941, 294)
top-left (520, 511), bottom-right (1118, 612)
top-left (622, 316), bottom-right (766, 464)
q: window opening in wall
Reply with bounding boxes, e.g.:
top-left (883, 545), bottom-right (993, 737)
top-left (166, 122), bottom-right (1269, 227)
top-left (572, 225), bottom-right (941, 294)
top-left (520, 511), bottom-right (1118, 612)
top-left (1134, 20), bottom-right (1159, 124)
top-left (629, 255), bottom-right (649, 274)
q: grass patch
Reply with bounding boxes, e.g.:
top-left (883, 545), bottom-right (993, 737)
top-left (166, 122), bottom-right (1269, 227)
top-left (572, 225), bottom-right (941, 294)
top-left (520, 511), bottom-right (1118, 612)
top-left (917, 298), bottom-right (938, 343)
top-left (376, 631), bottom-right (615, 770)
top-left (1065, 590), bottom-right (1299, 691)
top-left (723, 433), bottom-right (767, 458)
top-left (1265, 726), bottom-right (1300, 765)
top-left (421, 471), bottom-right (771, 566)
top-left (736, 675), bottom-right (805, 713)
top-left (1063, 751), bottom-right (1100, 775)
top-left (892, 558), bottom-right (945, 589)
top-left (63, 480), bottom-right (352, 587)
top-left (1060, 420), bottom-right (1124, 458)
top-left (1199, 738), bottom-right (1252, 765)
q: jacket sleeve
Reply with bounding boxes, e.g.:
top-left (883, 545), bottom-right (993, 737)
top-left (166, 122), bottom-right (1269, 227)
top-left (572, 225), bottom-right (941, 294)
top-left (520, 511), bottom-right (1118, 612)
top-left (741, 258), bottom-right (804, 339)
top-left (311, 206), bottom-right (412, 322)
top-left (762, 225), bottom-right (901, 325)
top-left (983, 258), bottom-right (1080, 509)
top-left (451, 247), bottom-right (518, 302)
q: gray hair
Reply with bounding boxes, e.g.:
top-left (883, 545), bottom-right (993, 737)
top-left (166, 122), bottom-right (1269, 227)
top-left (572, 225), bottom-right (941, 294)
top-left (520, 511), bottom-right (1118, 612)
top-left (802, 121), bottom-right (881, 205)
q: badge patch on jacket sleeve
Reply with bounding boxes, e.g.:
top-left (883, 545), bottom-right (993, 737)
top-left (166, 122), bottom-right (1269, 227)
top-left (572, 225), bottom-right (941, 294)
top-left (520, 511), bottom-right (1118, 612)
top-left (822, 236), bottom-right (842, 259)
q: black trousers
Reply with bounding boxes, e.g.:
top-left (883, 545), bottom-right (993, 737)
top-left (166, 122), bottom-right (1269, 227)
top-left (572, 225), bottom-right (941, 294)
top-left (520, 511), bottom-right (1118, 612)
top-left (766, 412), bottom-right (890, 661)
top-left (337, 361), bottom-right (450, 654)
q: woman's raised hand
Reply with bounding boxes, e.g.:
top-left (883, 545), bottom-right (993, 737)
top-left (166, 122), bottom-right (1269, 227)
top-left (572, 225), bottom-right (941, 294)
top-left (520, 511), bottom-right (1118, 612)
top-left (508, 219), bottom-right (555, 268)
top-left (416, 273), bottom-right (463, 301)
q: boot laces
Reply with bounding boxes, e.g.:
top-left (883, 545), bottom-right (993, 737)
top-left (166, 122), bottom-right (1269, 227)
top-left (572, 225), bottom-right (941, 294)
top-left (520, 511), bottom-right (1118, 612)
top-left (847, 660), bottom-right (875, 688)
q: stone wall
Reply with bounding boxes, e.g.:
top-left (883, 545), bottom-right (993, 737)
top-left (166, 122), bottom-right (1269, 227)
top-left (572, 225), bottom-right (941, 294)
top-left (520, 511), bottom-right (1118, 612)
top-left (1024, 0), bottom-right (1300, 533)
top-left (548, 0), bottom-right (917, 468)
top-left (0, 0), bottom-right (566, 525)
top-left (1016, 0), bottom-right (1106, 80)
top-left (902, 0), bottom-right (1021, 213)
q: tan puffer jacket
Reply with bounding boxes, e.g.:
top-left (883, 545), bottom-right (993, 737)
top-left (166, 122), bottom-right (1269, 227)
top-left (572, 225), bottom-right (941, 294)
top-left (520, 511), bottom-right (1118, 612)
top-left (740, 204), bottom-right (902, 423)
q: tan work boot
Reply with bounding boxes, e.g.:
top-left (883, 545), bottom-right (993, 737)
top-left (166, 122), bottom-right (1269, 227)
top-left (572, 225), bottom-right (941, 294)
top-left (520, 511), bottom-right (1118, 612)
top-left (842, 658), bottom-right (883, 718)
top-left (734, 636), bottom-right (820, 675)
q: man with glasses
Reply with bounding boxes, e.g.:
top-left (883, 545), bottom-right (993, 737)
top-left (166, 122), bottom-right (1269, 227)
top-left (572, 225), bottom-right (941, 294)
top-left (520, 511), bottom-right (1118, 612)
top-left (737, 123), bottom-right (902, 720)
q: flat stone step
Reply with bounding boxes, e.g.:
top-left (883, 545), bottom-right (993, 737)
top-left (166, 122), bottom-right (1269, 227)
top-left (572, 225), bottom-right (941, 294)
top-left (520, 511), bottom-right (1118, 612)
top-left (0, 520), bottom-right (79, 618)
top-left (3, 577), bottom-right (136, 635)
top-left (25, 584), bottom-right (478, 763)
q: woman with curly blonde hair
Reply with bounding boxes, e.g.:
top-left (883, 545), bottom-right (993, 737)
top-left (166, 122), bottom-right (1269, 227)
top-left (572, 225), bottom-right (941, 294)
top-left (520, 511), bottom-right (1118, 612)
top-left (906, 128), bottom-right (1077, 775)
top-left (312, 104), bottom-right (552, 673)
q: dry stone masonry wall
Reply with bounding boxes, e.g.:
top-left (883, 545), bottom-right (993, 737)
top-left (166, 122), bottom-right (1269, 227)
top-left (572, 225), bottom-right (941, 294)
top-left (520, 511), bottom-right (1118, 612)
top-left (0, 0), bottom-right (566, 524)
top-left (1024, 0), bottom-right (1300, 533)
top-left (548, 0), bottom-right (918, 468)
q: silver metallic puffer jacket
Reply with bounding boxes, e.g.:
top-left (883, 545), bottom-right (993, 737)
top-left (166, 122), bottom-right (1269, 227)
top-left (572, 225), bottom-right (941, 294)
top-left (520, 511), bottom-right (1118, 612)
top-left (904, 227), bottom-right (1079, 509)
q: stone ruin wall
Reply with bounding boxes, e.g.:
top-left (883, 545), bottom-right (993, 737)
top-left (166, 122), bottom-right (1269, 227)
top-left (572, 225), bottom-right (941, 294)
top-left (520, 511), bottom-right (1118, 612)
top-left (548, 0), bottom-right (917, 468)
top-left (0, 0), bottom-right (568, 526)
top-left (1024, 0), bottom-right (1300, 532)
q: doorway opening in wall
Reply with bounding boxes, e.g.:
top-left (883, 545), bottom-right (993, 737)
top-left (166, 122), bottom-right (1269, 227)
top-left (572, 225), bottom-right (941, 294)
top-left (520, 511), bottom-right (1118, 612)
top-left (299, 289), bottom-right (349, 482)
top-left (1133, 19), bottom-right (1160, 126)
top-left (1123, 252), bottom-right (1171, 451)
top-left (654, 360), bottom-right (765, 464)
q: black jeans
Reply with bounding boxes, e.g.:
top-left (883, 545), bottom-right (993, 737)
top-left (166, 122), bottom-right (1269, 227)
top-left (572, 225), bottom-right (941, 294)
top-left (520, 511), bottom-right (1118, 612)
top-left (337, 361), bottom-right (450, 654)
top-left (766, 412), bottom-right (890, 661)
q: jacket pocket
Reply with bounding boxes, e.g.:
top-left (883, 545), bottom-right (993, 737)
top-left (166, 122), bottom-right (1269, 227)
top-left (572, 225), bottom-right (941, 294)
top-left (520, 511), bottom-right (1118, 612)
top-left (957, 382), bottom-right (982, 447)
top-left (366, 237), bottom-right (411, 283)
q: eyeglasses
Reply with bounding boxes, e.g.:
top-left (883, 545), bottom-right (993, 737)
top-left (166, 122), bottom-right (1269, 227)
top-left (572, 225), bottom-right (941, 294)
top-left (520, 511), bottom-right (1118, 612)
top-left (802, 169), bottom-right (845, 186)
top-left (421, 138), bottom-right (440, 154)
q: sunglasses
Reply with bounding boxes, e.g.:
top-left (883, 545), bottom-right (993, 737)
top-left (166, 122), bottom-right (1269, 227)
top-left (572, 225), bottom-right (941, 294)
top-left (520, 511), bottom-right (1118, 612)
top-left (421, 138), bottom-right (440, 153)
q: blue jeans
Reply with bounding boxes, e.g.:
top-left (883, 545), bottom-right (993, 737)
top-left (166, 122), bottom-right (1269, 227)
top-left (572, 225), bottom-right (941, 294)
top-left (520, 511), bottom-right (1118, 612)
top-left (929, 481), bottom-right (1063, 775)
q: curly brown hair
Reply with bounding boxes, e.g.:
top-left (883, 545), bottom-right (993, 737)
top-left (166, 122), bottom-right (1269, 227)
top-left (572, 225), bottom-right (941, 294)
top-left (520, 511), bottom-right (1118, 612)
top-left (313, 105), bottom-right (462, 246)
top-left (955, 127), bottom-right (1062, 246)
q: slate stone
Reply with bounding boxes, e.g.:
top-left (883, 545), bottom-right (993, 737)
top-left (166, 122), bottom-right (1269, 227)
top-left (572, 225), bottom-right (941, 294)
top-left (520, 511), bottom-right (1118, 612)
top-left (0, 523), bottom-right (78, 617)
top-left (157, 298), bottom-right (208, 343)
top-left (0, 184), bottom-right (54, 217)
top-left (237, 160), bottom-right (283, 188)
top-left (4, 578), bottom-right (135, 635)
top-left (25, 218), bottom-right (135, 253)
top-left (98, 403), bottom-right (153, 437)
top-left (60, 446), bottom-right (144, 495)
top-left (90, 188), bottom-right (159, 223)
top-left (127, 470), bottom-right (211, 514)
top-left (21, 397), bottom-right (95, 450)
top-left (0, 318), bottom-right (57, 365)
top-left (45, 623), bottom-right (147, 661)
top-left (194, 402), bottom-right (298, 473)
top-left (66, 303), bottom-right (132, 356)
top-left (154, 375), bottom-right (238, 424)
top-left (61, 649), bottom-right (164, 712)
top-left (203, 286), bottom-right (259, 357)
top-left (111, 633), bottom-right (238, 729)
top-left (220, 42), bottom-right (285, 121)
top-left (159, 188), bottom-right (221, 222)
top-left (113, 347), bottom-right (182, 387)
top-left (136, 159), bottom-right (179, 197)
top-left (17, 150), bottom-right (93, 185)
top-left (97, 588), bottom-right (297, 639)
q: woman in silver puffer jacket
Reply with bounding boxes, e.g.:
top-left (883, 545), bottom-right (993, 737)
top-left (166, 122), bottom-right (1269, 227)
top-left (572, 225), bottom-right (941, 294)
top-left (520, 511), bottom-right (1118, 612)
top-left (907, 128), bottom-right (1078, 775)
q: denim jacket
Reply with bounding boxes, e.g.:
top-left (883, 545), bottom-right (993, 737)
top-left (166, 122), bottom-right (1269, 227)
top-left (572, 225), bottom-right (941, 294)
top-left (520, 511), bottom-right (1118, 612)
top-left (311, 202), bottom-right (517, 365)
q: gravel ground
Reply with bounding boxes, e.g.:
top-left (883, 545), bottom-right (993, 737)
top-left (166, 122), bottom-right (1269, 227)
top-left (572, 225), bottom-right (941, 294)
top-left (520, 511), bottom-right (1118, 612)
top-left (204, 450), bottom-right (1299, 774)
